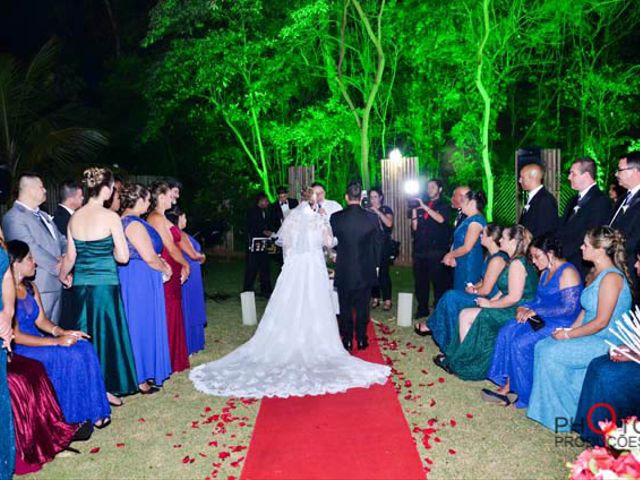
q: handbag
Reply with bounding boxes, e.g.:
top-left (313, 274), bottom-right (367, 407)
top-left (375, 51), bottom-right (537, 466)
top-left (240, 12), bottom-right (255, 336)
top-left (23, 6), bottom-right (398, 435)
top-left (527, 314), bottom-right (545, 332)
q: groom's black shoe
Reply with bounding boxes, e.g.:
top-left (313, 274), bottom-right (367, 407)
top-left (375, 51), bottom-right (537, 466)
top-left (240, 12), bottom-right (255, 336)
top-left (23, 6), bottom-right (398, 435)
top-left (342, 339), bottom-right (352, 351)
top-left (357, 339), bottom-right (369, 351)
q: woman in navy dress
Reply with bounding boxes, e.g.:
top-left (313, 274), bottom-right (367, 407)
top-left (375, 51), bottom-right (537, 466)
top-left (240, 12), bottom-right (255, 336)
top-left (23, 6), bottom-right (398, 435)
top-left (9, 240), bottom-right (111, 426)
top-left (0, 239), bottom-right (15, 480)
top-left (416, 224), bottom-right (508, 348)
top-left (442, 190), bottom-right (487, 290)
top-left (119, 183), bottom-right (173, 389)
top-left (528, 227), bottom-right (632, 431)
top-left (486, 235), bottom-right (582, 407)
top-left (166, 208), bottom-right (207, 356)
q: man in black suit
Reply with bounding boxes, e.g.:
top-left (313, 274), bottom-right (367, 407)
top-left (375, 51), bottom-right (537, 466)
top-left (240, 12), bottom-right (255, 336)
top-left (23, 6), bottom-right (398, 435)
top-left (609, 151), bottom-right (640, 291)
top-left (451, 185), bottom-right (469, 229)
top-left (557, 158), bottom-right (611, 277)
top-left (269, 186), bottom-right (299, 232)
top-left (518, 163), bottom-right (559, 238)
top-left (243, 192), bottom-right (273, 298)
top-left (411, 179), bottom-right (451, 320)
top-left (331, 181), bottom-right (379, 351)
top-left (53, 180), bottom-right (84, 236)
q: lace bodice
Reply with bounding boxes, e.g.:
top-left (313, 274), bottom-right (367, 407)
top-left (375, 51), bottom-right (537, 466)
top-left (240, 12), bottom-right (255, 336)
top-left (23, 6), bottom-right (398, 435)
top-left (276, 202), bottom-right (335, 259)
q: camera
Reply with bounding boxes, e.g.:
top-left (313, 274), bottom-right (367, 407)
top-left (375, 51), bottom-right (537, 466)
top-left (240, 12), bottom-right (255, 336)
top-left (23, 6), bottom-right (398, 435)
top-left (361, 190), bottom-right (371, 209)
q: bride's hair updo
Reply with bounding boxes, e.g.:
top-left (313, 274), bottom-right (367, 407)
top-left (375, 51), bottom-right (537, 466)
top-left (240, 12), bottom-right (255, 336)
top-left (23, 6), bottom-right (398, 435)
top-left (83, 167), bottom-right (114, 198)
top-left (300, 186), bottom-right (314, 202)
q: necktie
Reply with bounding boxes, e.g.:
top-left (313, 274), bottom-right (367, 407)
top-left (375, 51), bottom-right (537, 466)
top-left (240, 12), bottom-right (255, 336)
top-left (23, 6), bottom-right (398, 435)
top-left (35, 211), bottom-right (55, 238)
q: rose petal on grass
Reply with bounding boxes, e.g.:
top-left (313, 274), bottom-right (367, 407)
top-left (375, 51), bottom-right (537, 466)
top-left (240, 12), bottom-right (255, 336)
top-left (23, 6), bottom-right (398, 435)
top-left (466, 413), bottom-right (474, 419)
top-left (448, 449), bottom-right (457, 455)
top-left (450, 419), bottom-right (457, 427)
top-left (182, 456), bottom-right (191, 464)
top-left (208, 441), bottom-right (218, 447)
top-left (438, 377), bottom-right (445, 383)
top-left (116, 443), bottom-right (125, 448)
top-left (138, 418), bottom-right (145, 423)
top-left (218, 451), bottom-right (230, 459)
top-left (204, 406), bottom-right (212, 413)
top-left (90, 447), bottom-right (100, 454)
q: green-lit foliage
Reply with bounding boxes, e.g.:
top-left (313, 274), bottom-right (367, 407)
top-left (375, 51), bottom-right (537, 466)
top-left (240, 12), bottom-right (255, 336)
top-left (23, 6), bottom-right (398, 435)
top-left (143, 0), bottom-right (640, 210)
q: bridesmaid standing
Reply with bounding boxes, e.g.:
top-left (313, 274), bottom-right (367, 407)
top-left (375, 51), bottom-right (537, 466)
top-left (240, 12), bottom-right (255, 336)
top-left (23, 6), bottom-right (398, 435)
top-left (167, 207), bottom-right (206, 355)
top-left (0, 234), bottom-right (15, 480)
top-left (119, 183), bottom-right (173, 389)
top-left (147, 182), bottom-right (190, 372)
top-left (60, 167), bottom-right (138, 404)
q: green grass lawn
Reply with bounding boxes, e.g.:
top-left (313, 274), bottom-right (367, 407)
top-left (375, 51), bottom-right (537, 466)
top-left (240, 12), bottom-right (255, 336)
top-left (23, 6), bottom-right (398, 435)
top-left (29, 259), bottom-right (583, 480)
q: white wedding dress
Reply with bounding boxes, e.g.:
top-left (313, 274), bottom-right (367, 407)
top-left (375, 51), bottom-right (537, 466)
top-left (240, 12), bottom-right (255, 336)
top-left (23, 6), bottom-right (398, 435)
top-left (189, 201), bottom-right (390, 398)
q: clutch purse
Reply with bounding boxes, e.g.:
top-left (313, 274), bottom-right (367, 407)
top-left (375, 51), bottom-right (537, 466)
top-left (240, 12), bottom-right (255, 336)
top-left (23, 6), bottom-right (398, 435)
top-left (527, 314), bottom-right (545, 332)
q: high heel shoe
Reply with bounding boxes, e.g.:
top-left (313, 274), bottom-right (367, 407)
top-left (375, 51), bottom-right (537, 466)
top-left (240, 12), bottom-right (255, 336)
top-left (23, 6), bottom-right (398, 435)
top-left (94, 417), bottom-right (111, 430)
top-left (107, 393), bottom-right (124, 407)
top-left (414, 323), bottom-right (432, 337)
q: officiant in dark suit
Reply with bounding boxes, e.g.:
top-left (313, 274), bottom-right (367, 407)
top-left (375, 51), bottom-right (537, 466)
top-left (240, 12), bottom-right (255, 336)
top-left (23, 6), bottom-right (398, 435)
top-left (518, 163), bottom-right (558, 238)
top-left (53, 180), bottom-right (84, 235)
top-left (243, 192), bottom-right (273, 298)
top-left (331, 181), bottom-right (379, 352)
top-left (609, 151), bottom-right (640, 291)
top-left (557, 158), bottom-right (611, 277)
top-left (269, 186), bottom-right (299, 232)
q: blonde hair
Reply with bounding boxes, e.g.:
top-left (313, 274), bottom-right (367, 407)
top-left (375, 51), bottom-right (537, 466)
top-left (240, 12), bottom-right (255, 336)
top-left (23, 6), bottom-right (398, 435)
top-left (506, 224), bottom-right (533, 258)
top-left (586, 226), bottom-right (631, 284)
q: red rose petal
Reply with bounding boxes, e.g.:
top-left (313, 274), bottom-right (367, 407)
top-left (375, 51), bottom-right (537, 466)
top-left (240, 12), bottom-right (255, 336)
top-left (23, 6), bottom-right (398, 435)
top-left (448, 449), bottom-right (457, 455)
top-left (404, 380), bottom-right (412, 388)
top-left (208, 441), bottom-right (218, 447)
top-left (438, 377), bottom-right (445, 383)
top-left (182, 456), bottom-right (190, 464)
top-left (466, 413), bottom-right (474, 419)
top-left (218, 451), bottom-right (230, 459)
top-left (450, 419), bottom-right (457, 427)
top-left (138, 417), bottom-right (145, 423)
top-left (173, 444), bottom-right (182, 449)
top-left (429, 398), bottom-right (436, 407)
top-left (90, 447), bottom-right (100, 454)
top-left (116, 443), bottom-right (125, 448)
top-left (204, 406), bottom-right (212, 413)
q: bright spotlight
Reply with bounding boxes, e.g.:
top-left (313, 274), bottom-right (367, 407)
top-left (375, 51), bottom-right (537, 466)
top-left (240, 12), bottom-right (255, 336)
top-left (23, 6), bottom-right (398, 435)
top-left (389, 148), bottom-right (402, 162)
top-left (404, 179), bottom-right (420, 196)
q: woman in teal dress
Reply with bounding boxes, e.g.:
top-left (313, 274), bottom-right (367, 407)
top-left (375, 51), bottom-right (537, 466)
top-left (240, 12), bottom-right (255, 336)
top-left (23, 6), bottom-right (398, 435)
top-left (415, 224), bottom-right (508, 349)
top-left (435, 225), bottom-right (538, 380)
top-left (442, 191), bottom-right (487, 290)
top-left (60, 168), bottom-right (138, 404)
top-left (528, 227), bottom-right (632, 431)
top-left (0, 240), bottom-right (16, 480)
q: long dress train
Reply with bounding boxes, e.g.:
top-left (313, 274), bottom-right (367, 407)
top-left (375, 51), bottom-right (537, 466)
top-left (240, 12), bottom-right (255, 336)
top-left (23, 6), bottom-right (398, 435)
top-left (190, 202), bottom-right (390, 398)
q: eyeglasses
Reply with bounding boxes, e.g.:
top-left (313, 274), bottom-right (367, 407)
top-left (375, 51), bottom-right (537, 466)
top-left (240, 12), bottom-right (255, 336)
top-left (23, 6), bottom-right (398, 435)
top-left (616, 167), bottom-right (636, 173)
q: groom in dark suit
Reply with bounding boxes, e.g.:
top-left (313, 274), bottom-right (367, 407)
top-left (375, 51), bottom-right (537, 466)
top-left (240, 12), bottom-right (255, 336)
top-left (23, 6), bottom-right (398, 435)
top-left (331, 181), bottom-right (379, 351)
top-left (557, 158), bottom-right (611, 277)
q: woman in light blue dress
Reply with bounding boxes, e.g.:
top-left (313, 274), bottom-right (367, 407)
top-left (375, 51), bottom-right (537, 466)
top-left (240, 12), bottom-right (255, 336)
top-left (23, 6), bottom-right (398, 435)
top-left (528, 227), bottom-right (632, 431)
top-left (442, 191), bottom-right (486, 290)
top-left (416, 224), bottom-right (508, 347)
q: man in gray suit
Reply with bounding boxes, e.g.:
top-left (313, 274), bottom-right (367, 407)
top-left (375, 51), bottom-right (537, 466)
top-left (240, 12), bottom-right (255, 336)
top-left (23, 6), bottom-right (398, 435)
top-left (2, 173), bottom-right (67, 323)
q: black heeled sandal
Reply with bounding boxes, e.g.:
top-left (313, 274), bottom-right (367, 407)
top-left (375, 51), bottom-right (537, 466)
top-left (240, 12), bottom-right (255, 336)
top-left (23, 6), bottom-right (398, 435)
top-left (414, 323), bottom-right (432, 337)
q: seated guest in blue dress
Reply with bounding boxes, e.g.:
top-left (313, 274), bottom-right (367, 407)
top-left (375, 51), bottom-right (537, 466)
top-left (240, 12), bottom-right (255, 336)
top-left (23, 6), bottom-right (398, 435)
top-left (442, 190), bottom-right (487, 291)
top-left (8, 240), bottom-right (111, 427)
top-left (119, 183), bottom-right (173, 391)
top-left (486, 235), bottom-right (582, 407)
top-left (572, 251), bottom-right (640, 446)
top-left (528, 227), bottom-right (632, 432)
top-left (415, 224), bottom-right (508, 349)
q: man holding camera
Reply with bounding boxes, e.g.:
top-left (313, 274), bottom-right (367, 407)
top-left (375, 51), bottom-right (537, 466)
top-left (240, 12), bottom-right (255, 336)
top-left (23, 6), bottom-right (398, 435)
top-left (411, 179), bottom-right (451, 320)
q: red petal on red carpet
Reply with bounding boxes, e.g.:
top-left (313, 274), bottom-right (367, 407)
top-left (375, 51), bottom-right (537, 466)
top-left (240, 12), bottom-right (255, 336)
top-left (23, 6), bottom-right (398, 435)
top-left (241, 322), bottom-right (425, 480)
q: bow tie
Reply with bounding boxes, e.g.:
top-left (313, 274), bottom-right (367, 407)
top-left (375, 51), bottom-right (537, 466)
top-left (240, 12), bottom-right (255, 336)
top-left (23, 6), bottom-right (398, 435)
top-left (280, 202), bottom-right (287, 206)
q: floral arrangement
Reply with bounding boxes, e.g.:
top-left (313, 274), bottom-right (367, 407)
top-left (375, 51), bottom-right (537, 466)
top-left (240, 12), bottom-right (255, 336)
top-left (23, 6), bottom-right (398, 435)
top-left (568, 417), bottom-right (640, 479)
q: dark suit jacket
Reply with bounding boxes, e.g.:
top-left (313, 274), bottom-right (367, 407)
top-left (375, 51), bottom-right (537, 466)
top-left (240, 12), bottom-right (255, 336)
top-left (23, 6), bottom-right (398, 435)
top-left (557, 186), bottom-right (611, 276)
top-left (610, 189), bottom-right (640, 290)
top-left (330, 204), bottom-right (379, 291)
top-left (519, 187), bottom-right (559, 238)
top-left (269, 198), bottom-right (299, 231)
top-left (245, 206), bottom-right (271, 250)
top-left (53, 204), bottom-right (72, 237)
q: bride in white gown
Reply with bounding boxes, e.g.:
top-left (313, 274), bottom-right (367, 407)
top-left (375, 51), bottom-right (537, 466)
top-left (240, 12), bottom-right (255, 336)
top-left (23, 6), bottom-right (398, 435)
top-left (189, 188), bottom-right (390, 398)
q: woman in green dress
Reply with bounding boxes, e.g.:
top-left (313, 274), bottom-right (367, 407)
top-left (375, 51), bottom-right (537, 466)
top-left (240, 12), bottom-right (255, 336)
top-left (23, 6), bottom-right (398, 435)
top-left (59, 168), bottom-right (137, 405)
top-left (434, 224), bottom-right (538, 381)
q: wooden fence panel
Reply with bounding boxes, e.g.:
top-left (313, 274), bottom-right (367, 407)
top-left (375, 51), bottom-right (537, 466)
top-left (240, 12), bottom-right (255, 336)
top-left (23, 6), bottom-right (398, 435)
top-left (381, 156), bottom-right (418, 266)
top-left (288, 166), bottom-right (315, 201)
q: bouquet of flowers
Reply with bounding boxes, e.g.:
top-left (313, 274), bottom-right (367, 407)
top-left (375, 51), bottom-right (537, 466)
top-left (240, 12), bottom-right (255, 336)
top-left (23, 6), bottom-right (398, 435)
top-left (568, 417), bottom-right (640, 479)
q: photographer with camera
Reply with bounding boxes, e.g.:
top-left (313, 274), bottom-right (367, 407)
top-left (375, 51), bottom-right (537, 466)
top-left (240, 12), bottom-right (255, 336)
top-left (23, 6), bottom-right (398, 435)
top-left (411, 179), bottom-right (451, 320)
top-left (366, 187), bottom-right (394, 311)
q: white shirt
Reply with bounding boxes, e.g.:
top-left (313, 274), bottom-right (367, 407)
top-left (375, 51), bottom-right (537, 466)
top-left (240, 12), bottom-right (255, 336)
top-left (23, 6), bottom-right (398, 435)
top-left (578, 183), bottom-right (597, 201)
top-left (15, 200), bottom-right (57, 238)
top-left (58, 203), bottom-right (75, 215)
top-left (526, 184), bottom-right (544, 204)
top-left (318, 199), bottom-right (343, 218)
top-left (279, 201), bottom-right (291, 219)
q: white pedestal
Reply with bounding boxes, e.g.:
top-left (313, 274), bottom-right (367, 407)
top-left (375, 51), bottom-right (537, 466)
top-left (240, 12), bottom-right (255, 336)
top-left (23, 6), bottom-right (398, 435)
top-left (397, 292), bottom-right (413, 327)
top-left (240, 291), bottom-right (257, 326)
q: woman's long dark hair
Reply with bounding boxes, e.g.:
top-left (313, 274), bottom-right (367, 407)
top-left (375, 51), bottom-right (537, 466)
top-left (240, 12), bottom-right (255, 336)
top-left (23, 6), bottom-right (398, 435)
top-left (7, 239), bottom-right (34, 292)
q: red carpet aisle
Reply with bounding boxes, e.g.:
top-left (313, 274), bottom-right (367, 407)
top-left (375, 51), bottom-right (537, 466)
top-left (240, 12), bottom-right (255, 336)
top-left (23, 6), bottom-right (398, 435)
top-left (240, 322), bottom-right (424, 480)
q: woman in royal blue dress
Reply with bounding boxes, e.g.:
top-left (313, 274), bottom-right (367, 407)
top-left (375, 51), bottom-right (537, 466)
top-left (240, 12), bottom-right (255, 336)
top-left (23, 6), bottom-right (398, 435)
top-left (486, 235), bottom-right (582, 407)
top-left (0, 237), bottom-right (15, 480)
top-left (415, 224), bottom-right (508, 347)
top-left (442, 190), bottom-right (487, 290)
top-left (9, 239), bottom-right (111, 426)
top-left (166, 207), bottom-right (207, 356)
top-left (119, 183), bottom-right (173, 390)
top-left (528, 227), bottom-right (632, 431)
